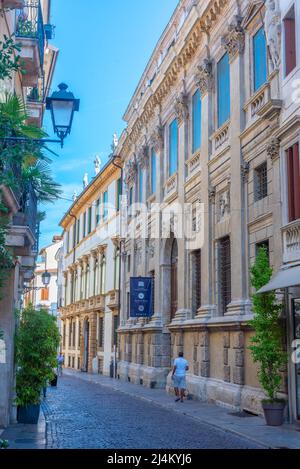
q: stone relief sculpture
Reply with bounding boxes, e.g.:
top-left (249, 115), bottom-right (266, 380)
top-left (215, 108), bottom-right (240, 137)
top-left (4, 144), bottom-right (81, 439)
top-left (218, 189), bottom-right (230, 221)
top-left (94, 155), bottom-right (101, 175)
top-left (264, 0), bottom-right (281, 71)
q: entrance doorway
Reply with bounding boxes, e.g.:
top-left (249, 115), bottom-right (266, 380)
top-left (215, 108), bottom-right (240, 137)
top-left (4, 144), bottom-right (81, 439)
top-left (170, 238), bottom-right (178, 320)
top-left (83, 320), bottom-right (89, 372)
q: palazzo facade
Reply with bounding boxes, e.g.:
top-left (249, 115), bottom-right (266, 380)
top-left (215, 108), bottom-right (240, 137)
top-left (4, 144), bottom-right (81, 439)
top-left (115, 0), bottom-right (300, 421)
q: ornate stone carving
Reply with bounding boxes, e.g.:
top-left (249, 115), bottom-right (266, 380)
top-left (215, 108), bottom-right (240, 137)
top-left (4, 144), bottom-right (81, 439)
top-left (222, 15), bottom-right (245, 59)
top-left (264, 0), bottom-right (281, 71)
top-left (136, 145), bottom-right (149, 169)
top-left (241, 161), bottom-right (250, 181)
top-left (174, 92), bottom-right (189, 124)
top-left (218, 189), bottom-right (230, 222)
top-left (194, 59), bottom-right (214, 96)
top-left (124, 157), bottom-right (137, 185)
top-left (208, 186), bottom-right (216, 203)
top-left (150, 125), bottom-right (164, 152)
top-left (267, 137), bottom-right (280, 163)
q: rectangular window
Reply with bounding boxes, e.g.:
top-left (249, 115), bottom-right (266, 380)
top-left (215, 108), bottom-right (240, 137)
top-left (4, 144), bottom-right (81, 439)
top-left (96, 197), bottom-right (101, 225)
top-left (287, 143), bottom-right (300, 222)
top-left (72, 322), bottom-right (76, 348)
top-left (151, 149), bottom-right (156, 195)
top-left (112, 315), bottom-right (119, 347)
top-left (169, 118), bottom-right (178, 176)
top-left (217, 53), bottom-right (230, 128)
top-left (192, 250), bottom-right (201, 315)
top-left (87, 206), bottom-right (92, 234)
top-left (103, 191), bottom-right (108, 219)
top-left (138, 166), bottom-right (143, 203)
top-left (284, 6), bottom-right (296, 77)
top-left (116, 179), bottom-right (122, 211)
top-left (253, 27), bottom-right (267, 91)
top-left (83, 212), bottom-right (86, 238)
top-left (98, 317), bottom-right (104, 349)
top-left (41, 287), bottom-right (49, 301)
top-left (219, 236), bottom-right (231, 315)
top-left (77, 217), bottom-right (80, 244)
top-left (69, 320), bottom-right (72, 347)
top-left (254, 162), bottom-right (268, 201)
top-left (192, 89), bottom-right (202, 152)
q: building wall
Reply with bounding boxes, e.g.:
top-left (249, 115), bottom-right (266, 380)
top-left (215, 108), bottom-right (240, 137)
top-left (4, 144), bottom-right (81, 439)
top-left (116, 0), bottom-right (293, 416)
top-left (59, 162), bottom-right (121, 376)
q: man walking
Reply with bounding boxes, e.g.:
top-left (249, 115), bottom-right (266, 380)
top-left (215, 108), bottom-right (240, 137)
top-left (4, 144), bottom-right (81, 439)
top-left (172, 351), bottom-right (189, 402)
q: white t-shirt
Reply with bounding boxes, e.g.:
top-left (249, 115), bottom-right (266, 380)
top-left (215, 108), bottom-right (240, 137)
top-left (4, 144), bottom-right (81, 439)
top-left (174, 357), bottom-right (188, 377)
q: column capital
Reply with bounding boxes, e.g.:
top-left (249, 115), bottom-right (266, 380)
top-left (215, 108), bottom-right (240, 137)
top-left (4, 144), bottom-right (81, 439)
top-left (221, 15), bottom-right (245, 61)
top-left (136, 144), bottom-right (149, 169)
top-left (267, 137), bottom-right (281, 164)
top-left (124, 156), bottom-right (137, 185)
top-left (149, 125), bottom-right (164, 153)
top-left (194, 58), bottom-right (214, 96)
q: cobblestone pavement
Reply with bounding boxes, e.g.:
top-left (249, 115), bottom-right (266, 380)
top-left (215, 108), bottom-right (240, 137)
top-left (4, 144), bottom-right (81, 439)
top-left (41, 375), bottom-right (261, 449)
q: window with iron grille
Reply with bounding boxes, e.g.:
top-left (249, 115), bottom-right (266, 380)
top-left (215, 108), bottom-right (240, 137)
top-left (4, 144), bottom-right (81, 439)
top-left (254, 162), bottom-right (268, 201)
top-left (192, 250), bottom-right (201, 315)
top-left (98, 317), bottom-right (104, 349)
top-left (219, 236), bottom-right (231, 315)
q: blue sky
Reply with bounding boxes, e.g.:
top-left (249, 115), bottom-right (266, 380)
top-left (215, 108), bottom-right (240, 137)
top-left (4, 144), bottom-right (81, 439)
top-left (39, 0), bottom-right (178, 249)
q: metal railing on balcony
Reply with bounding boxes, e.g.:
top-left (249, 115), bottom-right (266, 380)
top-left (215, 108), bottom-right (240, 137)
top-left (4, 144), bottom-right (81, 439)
top-left (15, 1), bottom-right (45, 68)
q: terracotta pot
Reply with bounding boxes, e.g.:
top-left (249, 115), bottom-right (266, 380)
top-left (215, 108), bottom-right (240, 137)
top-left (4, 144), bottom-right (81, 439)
top-left (262, 401), bottom-right (286, 426)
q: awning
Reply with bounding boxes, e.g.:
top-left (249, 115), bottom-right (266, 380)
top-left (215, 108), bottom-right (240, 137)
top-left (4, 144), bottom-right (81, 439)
top-left (258, 265), bottom-right (300, 293)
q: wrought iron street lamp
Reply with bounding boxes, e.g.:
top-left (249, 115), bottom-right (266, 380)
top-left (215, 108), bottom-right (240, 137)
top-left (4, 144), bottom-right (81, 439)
top-left (0, 83), bottom-right (80, 148)
top-left (41, 270), bottom-right (51, 287)
top-left (46, 83), bottom-right (80, 147)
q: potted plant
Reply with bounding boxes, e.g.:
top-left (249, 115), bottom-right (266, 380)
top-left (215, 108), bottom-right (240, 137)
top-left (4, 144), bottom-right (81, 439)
top-left (15, 305), bottom-right (60, 424)
top-left (0, 439), bottom-right (9, 449)
top-left (249, 247), bottom-right (287, 426)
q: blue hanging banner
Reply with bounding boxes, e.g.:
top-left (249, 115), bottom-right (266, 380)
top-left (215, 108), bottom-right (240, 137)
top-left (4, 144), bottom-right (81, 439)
top-left (130, 277), bottom-right (153, 318)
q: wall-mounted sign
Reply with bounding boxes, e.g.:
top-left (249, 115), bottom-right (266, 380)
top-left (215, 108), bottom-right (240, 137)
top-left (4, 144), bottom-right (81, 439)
top-left (130, 277), bottom-right (153, 318)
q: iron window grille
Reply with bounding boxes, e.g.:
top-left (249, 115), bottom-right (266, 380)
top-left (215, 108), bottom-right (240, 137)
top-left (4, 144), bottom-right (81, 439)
top-left (219, 236), bottom-right (231, 315)
top-left (254, 162), bottom-right (268, 201)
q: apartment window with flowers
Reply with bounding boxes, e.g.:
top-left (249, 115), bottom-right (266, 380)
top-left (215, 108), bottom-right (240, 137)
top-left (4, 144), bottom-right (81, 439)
top-left (286, 143), bottom-right (300, 222)
top-left (169, 118), bottom-right (178, 176)
top-left (192, 89), bottom-right (202, 153)
top-left (253, 27), bottom-right (267, 91)
top-left (217, 53), bottom-right (230, 128)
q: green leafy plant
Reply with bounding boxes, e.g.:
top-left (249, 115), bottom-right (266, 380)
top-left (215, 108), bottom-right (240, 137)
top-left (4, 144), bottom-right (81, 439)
top-left (0, 439), bottom-right (9, 449)
top-left (15, 305), bottom-right (60, 407)
top-left (248, 247), bottom-right (287, 402)
top-left (0, 35), bottom-right (23, 81)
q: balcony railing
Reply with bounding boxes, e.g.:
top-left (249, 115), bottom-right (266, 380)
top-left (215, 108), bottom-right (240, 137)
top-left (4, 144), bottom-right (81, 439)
top-left (282, 219), bottom-right (300, 264)
top-left (15, 1), bottom-right (45, 68)
top-left (0, 159), bottom-right (22, 204)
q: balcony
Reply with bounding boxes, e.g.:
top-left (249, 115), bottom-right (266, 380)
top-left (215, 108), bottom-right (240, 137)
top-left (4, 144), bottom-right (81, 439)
top-left (15, 1), bottom-right (45, 87)
top-left (6, 183), bottom-right (38, 256)
top-left (107, 290), bottom-right (119, 311)
top-left (26, 86), bottom-right (44, 127)
top-left (164, 172), bottom-right (178, 201)
top-left (282, 219), bottom-right (300, 264)
top-left (244, 83), bottom-right (282, 129)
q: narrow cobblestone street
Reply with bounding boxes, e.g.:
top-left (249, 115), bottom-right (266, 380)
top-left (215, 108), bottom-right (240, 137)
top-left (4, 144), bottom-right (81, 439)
top-left (40, 375), bottom-right (260, 449)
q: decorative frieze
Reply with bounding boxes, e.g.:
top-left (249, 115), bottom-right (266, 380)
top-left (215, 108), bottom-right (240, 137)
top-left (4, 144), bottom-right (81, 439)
top-left (194, 59), bottom-right (214, 96)
top-left (174, 92), bottom-right (189, 124)
top-left (222, 15), bottom-right (245, 60)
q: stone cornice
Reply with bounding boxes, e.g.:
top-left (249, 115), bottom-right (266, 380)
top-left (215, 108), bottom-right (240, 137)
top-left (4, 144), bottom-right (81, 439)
top-left (121, 0), bottom-right (229, 157)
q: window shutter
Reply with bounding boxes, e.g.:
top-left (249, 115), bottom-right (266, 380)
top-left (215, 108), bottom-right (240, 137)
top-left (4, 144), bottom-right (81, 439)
top-left (253, 27), bottom-right (267, 91)
top-left (217, 53), bottom-right (230, 128)
top-left (293, 143), bottom-right (300, 220)
top-left (284, 18), bottom-right (296, 76)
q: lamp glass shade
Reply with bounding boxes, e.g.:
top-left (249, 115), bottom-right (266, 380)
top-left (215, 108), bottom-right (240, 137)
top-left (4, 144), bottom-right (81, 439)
top-left (42, 271), bottom-right (51, 286)
top-left (46, 83), bottom-right (80, 141)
